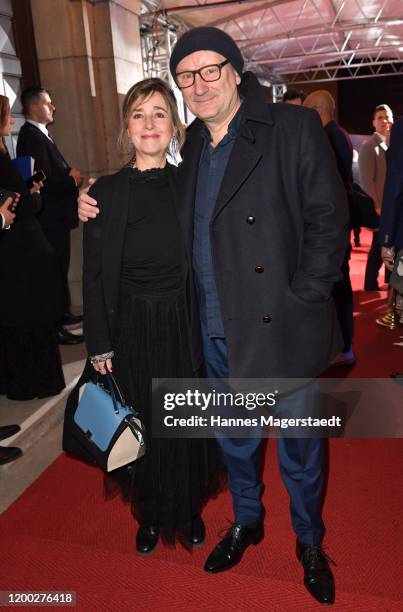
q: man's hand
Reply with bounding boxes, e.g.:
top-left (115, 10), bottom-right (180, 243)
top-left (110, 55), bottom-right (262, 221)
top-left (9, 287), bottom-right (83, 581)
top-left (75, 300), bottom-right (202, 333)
top-left (78, 178), bottom-right (99, 222)
top-left (381, 246), bottom-right (395, 271)
top-left (69, 167), bottom-right (83, 188)
top-left (0, 194), bottom-right (20, 228)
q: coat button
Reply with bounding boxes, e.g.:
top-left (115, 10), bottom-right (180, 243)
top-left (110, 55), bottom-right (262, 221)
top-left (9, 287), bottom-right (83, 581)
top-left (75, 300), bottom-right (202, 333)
top-left (246, 216), bottom-right (255, 224)
top-left (255, 266), bottom-right (264, 273)
top-left (262, 314), bottom-right (272, 323)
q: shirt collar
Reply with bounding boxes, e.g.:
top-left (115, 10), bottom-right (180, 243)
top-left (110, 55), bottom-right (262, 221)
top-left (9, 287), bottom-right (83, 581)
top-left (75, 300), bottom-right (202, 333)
top-left (200, 99), bottom-right (244, 145)
top-left (27, 119), bottom-right (50, 139)
top-left (374, 131), bottom-right (387, 143)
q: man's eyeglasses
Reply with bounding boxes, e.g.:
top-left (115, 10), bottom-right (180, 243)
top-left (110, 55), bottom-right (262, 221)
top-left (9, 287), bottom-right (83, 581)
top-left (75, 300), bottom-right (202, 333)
top-left (175, 60), bottom-right (229, 89)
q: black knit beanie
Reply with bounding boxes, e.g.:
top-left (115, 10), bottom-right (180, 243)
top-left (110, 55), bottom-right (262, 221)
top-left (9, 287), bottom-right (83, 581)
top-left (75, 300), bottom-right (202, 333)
top-left (170, 27), bottom-right (244, 78)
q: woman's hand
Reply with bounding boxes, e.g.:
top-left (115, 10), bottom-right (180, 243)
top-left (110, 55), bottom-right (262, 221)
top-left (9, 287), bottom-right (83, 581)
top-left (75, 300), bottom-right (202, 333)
top-left (30, 180), bottom-right (43, 194)
top-left (91, 356), bottom-right (113, 375)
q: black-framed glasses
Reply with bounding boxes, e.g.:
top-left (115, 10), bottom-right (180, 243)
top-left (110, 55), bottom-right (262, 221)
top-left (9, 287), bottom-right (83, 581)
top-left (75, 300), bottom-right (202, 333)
top-left (175, 59), bottom-right (229, 89)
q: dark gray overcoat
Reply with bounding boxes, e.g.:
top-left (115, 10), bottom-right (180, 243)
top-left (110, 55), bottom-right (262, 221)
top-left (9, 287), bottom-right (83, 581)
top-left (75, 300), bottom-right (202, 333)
top-left (177, 72), bottom-right (349, 379)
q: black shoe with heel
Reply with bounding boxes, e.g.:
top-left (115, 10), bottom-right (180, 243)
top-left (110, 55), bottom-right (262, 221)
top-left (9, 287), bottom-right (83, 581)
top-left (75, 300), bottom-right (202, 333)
top-left (180, 515), bottom-right (206, 548)
top-left (136, 525), bottom-right (159, 555)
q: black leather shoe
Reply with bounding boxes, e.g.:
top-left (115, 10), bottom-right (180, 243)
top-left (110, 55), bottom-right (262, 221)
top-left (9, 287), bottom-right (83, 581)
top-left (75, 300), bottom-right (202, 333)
top-left (204, 523), bottom-right (263, 573)
top-left (296, 540), bottom-right (335, 605)
top-left (56, 327), bottom-right (84, 345)
top-left (0, 445), bottom-right (22, 465)
top-left (181, 515), bottom-right (206, 548)
top-left (62, 313), bottom-right (83, 326)
top-left (136, 525), bottom-right (159, 555)
top-left (0, 424), bottom-right (21, 441)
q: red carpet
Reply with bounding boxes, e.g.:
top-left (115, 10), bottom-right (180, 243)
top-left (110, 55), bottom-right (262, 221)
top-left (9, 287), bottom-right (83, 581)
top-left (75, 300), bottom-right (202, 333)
top-left (1, 230), bottom-right (402, 611)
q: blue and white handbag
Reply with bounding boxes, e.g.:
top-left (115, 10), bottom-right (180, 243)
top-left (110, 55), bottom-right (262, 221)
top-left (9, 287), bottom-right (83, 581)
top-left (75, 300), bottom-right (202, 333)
top-left (73, 373), bottom-right (145, 472)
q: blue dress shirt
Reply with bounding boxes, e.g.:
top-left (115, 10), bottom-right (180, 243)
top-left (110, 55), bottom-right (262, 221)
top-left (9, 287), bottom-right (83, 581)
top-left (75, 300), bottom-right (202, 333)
top-left (193, 105), bottom-right (243, 338)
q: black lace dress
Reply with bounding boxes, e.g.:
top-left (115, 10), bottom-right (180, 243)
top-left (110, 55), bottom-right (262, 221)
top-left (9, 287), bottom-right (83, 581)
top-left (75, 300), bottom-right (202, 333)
top-left (105, 166), bottom-right (225, 543)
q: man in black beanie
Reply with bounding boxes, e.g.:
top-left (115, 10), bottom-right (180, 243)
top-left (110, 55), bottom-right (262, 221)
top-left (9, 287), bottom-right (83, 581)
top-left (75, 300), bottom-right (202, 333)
top-left (168, 28), bottom-right (347, 606)
top-left (78, 26), bottom-right (348, 605)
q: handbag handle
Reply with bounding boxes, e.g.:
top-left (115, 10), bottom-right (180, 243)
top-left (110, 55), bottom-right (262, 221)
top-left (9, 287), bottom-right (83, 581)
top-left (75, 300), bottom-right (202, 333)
top-left (103, 373), bottom-right (125, 415)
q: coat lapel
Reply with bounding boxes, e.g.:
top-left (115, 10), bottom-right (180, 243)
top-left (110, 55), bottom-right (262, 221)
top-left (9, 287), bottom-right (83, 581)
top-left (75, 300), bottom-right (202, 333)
top-left (26, 123), bottom-right (70, 169)
top-left (373, 132), bottom-right (388, 153)
top-left (213, 124), bottom-right (262, 220)
top-left (212, 72), bottom-right (272, 220)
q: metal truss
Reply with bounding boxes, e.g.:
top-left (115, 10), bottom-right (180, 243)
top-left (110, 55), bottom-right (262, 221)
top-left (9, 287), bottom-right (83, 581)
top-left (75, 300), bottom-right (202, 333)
top-left (140, 0), bottom-right (403, 84)
top-left (141, 25), bottom-right (178, 83)
top-left (140, 2), bottom-right (191, 120)
top-left (140, 0), bottom-right (181, 83)
top-left (240, 0), bottom-right (403, 81)
top-left (287, 55), bottom-right (403, 83)
top-left (237, 18), bottom-right (403, 55)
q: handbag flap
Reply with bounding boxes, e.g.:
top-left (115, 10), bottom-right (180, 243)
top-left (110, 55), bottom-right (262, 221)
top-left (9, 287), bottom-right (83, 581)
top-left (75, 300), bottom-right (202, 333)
top-left (74, 381), bottom-right (134, 451)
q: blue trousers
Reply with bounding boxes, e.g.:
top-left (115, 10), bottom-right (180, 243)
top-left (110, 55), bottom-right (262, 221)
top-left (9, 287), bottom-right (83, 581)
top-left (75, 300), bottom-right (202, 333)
top-left (202, 332), bottom-right (325, 545)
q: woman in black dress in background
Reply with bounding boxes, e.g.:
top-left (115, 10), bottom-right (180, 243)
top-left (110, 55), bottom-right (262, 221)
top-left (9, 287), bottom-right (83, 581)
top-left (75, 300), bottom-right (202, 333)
top-left (0, 95), bottom-right (65, 400)
top-left (82, 79), bottom-right (224, 554)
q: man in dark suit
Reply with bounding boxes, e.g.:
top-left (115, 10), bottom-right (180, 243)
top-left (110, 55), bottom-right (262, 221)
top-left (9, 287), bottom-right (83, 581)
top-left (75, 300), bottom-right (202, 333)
top-left (17, 86), bottom-right (83, 344)
top-left (359, 105), bottom-right (393, 290)
top-left (78, 29), bottom-right (348, 604)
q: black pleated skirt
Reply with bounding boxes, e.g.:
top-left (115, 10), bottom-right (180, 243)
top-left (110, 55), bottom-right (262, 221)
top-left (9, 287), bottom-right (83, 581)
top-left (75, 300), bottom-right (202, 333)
top-left (104, 290), bottom-right (226, 544)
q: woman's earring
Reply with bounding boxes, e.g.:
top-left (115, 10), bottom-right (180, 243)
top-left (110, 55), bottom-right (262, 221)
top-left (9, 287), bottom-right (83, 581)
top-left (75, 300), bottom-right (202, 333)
top-left (168, 136), bottom-right (179, 163)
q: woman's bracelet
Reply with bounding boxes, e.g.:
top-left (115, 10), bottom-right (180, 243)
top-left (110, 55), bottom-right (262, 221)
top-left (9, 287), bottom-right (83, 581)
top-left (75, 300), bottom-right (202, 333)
top-left (90, 351), bottom-right (114, 365)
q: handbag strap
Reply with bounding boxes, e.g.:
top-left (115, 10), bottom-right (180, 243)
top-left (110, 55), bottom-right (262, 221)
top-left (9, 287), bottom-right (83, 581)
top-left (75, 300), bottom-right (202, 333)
top-left (100, 373), bottom-right (139, 417)
top-left (104, 373), bottom-right (122, 415)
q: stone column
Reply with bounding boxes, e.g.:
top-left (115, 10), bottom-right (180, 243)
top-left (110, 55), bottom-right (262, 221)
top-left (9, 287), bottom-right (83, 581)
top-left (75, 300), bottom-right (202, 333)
top-left (29, 0), bottom-right (143, 306)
